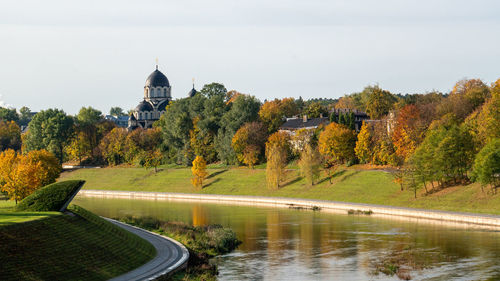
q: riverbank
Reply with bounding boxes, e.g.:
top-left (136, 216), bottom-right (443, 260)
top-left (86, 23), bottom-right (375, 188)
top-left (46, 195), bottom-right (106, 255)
top-left (0, 205), bottom-right (156, 281)
top-left (60, 166), bottom-right (500, 215)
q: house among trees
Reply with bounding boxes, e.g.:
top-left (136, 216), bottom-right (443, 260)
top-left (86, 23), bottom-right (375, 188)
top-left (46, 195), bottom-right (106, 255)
top-left (279, 109), bottom-right (369, 135)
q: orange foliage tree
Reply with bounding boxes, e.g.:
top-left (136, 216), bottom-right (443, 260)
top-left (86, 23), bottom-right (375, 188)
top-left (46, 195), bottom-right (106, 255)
top-left (231, 122), bottom-right (267, 167)
top-left (391, 105), bottom-right (426, 161)
top-left (0, 149), bottom-right (60, 203)
top-left (191, 155), bottom-right (208, 188)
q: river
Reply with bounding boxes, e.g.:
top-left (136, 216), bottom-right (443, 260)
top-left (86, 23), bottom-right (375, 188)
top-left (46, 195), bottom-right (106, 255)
top-left (73, 196), bottom-right (500, 280)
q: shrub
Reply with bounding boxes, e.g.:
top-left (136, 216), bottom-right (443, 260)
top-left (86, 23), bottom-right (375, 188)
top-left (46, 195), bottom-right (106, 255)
top-left (16, 180), bottom-right (85, 212)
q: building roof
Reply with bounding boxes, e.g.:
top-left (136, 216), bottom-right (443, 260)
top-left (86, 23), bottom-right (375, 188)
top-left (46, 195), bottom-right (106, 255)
top-left (145, 69), bottom-right (170, 88)
top-left (157, 100), bottom-right (169, 111)
top-left (135, 100), bottom-right (153, 111)
top-left (188, 87), bottom-right (197, 98)
top-left (280, 117), bottom-right (329, 130)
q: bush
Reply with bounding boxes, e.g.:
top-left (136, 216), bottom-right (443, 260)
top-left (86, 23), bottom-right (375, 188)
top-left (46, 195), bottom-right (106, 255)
top-left (16, 180), bottom-right (85, 212)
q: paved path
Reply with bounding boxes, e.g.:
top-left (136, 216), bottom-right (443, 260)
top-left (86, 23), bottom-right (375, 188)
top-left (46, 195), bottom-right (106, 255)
top-left (106, 218), bottom-right (189, 281)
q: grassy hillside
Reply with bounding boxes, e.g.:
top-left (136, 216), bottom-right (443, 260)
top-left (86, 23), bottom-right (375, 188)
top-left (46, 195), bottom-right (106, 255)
top-left (59, 166), bottom-right (500, 215)
top-left (0, 205), bottom-right (156, 281)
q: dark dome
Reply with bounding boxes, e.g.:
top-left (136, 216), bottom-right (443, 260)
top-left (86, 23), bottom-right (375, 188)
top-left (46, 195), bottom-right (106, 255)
top-left (135, 100), bottom-right (153, 112)
top-left (188, 87), bottom-right (197, 98)
top-left (145, 69), bottom-right (170, 88)
top-left (157, 100), bottom-right (170, 111)
top-left (129, 114), bottom-right (136, 121)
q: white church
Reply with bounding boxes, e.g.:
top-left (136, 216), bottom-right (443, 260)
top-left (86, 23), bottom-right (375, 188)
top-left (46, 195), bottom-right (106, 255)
top-left (128, 64), bottom-right (197, 130)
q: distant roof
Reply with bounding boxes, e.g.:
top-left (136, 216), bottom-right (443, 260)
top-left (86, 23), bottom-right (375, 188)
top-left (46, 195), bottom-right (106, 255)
top-left (188, 87), bottom-right (197, 97)
top-left (157, 100), bottom-right (169, 111)
top-left (135, 100), bottom-right (153, 112)
top-left (280, 117), bottom-right (329, 130)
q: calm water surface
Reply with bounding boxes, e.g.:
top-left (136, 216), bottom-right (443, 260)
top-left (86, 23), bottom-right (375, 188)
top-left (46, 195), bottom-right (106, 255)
top-left (73, 197), bottom-right (500, 281)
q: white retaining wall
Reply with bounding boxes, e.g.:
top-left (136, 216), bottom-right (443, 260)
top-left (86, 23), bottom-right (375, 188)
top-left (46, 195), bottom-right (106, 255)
top-left (78, 190), bottom-right (500, 228)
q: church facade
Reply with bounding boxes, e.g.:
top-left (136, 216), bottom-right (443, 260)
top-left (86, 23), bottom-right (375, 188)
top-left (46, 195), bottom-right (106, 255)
top-left (128, 65), bottom-right (197, 130)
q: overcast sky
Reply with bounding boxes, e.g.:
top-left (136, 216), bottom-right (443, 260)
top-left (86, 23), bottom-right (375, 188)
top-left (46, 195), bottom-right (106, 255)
top-left (1, 0), bottom-right (499, 114)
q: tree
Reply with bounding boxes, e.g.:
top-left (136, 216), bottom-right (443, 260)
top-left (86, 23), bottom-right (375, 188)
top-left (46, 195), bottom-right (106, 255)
top-left (259, 99), bottom-right (285, 133)
top-left (266, 131), bottom-right (291, 161)
top-left (266, 140), bottom-right (288, 190)
top-left (318, 122), bottom-right (357, 165)
top-left (391, 105), bottom-right (425, 161)
top-left (143, 149), bottom-right (163, 173)
top-left (0, 107), bottom-right (19, 122)
top-left (298, 144), bottom-right (322, 185)
top-left (0, 149), bottom-right (59, 203)
top-left (0, 121), bottom-right (21, 151)
top-left (18, 106), bottom-right (32, 127)
top-left (190, 117), bottom-right (217, 163)
top-left (280, 97), bottom-right (299, 117)
top-left (471, 139), bottom-right (500, 192)
top-left (23, 109), bottom-right (74, 163)
top-left (232, 122), bottom-right (267, 167)
top-left (66, 131), bottom-right (91, 164)
top-left (98, 128), bottom-right (128, 165)
top-left (365, 87), bottom-right (397, 119)
top-left (191, 155), bottom-right (208, 188)
top-left (303, 102), bottom-right (328, 118)
top-left (109, 107), bottom-right (125, 116)
top-left (355, 121), bottom-right (373, 164)
top-left (216, 94), bottom-right (261, 164)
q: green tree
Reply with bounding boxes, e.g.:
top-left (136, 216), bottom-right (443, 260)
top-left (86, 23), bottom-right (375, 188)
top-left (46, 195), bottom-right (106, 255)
top-left (0, 121), bottom-right (21, 151)
top-left (471, 139), bottom-right (500, 192)
top-left (109, 107), bottom-right (125, 116)
top-left (216, 94), bottom-right (261, 164)
top-left (23, 109), bottom-right (74, 163)
top-left (0, 107), bottom-right (19, 122)
top-left (18, 106), bottom-right (32, 127)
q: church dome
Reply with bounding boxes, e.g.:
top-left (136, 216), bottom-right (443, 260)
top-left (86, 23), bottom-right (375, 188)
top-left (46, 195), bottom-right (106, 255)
top-left (145, 68), bottom-right (170, 88)
top-left (135, 100), bottom-right (153, 112)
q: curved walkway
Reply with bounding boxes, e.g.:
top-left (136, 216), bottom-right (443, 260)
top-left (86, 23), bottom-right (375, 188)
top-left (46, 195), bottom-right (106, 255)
top-left (106, 218), bottom-right (189, 281)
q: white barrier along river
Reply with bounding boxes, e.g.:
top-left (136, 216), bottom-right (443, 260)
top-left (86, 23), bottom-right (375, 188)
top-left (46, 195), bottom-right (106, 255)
top-left (78, 190), bottom-right (500, 229)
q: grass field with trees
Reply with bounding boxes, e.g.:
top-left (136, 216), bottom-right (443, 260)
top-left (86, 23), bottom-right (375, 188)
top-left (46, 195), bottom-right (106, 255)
top-left (60, 165), bottom-right (500, 215)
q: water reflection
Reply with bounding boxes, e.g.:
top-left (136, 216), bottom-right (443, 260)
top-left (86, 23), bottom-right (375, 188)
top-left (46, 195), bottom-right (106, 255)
top-left (73, 196), bottom-right (500, 280)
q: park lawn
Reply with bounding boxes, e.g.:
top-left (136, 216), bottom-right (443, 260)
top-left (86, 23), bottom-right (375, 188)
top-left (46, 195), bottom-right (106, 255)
top-left (0, 200), bottom-right (60, 226)
top-left (0, 205), bottom-right (156, 281)
top-left (59, 165), bottom-right (500, 215)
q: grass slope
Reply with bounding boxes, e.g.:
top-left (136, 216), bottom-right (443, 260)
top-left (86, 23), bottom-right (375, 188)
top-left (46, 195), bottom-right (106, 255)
top-left (60, 166), bottom-right (500, 215)
top-left (0, 200), bottom-right (59, 226)
top-left (16, 180), bottom-right (85, 212)
top-left (0, 205), bottom-right (156, 281)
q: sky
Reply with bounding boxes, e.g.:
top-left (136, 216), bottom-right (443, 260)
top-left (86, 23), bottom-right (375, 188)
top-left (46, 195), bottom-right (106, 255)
top-left (0, 0), bottom-right (499, 115)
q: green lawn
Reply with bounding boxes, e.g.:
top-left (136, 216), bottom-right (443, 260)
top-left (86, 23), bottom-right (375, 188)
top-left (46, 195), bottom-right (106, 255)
top-left (0, 200), bottom-right (59, 226)
top-left (0, 205), bottom-right (156, 281)
top-left (59, 166), bottom-right (500, 215)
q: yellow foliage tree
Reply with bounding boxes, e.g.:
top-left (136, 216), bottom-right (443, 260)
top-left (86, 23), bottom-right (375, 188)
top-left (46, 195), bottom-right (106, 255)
top-left (191, 155), bottom-right (208, 188)
top-left (143, 149), bottom-right (163, 173)
top-left (266, 138), bottom-right (288, 190)
top-left (298, 144), bottom-right (322, 185)
top-left (0, 149), bottom-right (45, 203)
top-left (66, 131), bottom-right (91, 165)
top-left (354, 121), bottom-right (372, 164)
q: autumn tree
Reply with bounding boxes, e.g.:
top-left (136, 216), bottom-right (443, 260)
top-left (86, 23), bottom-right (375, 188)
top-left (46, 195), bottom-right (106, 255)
top-left (143, 149), bottom-right (163, 173)
top-left (0, 149), bottom-right (60, 203)
top-left (318, 122), bottom-right (357, 165)
top-left (259, 99), bottom-right (284, 133)
top-left (391, 105), bottom-right (426, 161)
top-left (303, 102), bottom-right (328, 118)
top-left (232, 122), bottom-right (267, 167)
top-left (0, 121), bottom-right (21, 151)
top-left (266, 139), bottom-right (288, 190)
top-left (355, 121), bottom-right (373, 164)
top-left (66, 131), bottom-right (91, 164)
top-left (298, 144), bottom-right (322, 185)
top-left (266, 131), bottom-right (291, 161)
top-left (280, 97), bottom-right (300, 117)
top-left (191, 155), bottom-right (208, 188)
top-left (23, 109), bottom-right (74, 163)
top-left (98, 128), bottom-right (128, 165)
top-left (365, 87), bottom-right (397, 119)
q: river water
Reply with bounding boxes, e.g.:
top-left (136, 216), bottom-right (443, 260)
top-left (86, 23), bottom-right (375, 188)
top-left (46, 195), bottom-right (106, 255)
top-left (73, 197), bottom-right (500, 281)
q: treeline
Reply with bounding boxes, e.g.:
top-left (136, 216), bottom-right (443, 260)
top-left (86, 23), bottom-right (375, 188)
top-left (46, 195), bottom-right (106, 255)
top-left (1, 78), bottom-right (499, 196)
